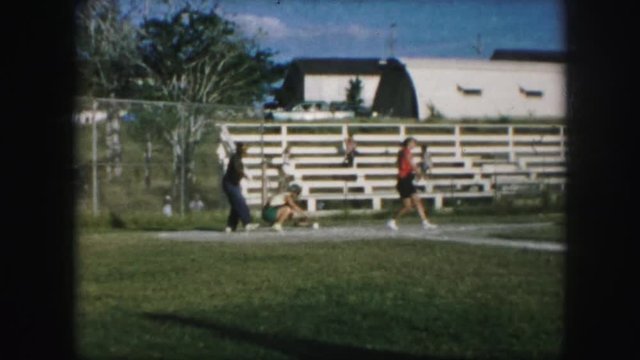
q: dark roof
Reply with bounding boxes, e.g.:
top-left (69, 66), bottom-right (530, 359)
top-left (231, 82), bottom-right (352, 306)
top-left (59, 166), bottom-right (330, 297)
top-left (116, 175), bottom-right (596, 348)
top-left (490, 49), bottom-right (566, 63)
top-left (372, 59), bottom-right (418, 119)
top-left (292, 58), bottom-right (385, 75)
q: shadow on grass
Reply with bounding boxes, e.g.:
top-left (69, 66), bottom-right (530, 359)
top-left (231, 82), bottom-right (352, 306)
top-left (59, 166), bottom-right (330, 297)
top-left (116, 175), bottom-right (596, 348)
top-left (142, 312), bottom-right (467, 360)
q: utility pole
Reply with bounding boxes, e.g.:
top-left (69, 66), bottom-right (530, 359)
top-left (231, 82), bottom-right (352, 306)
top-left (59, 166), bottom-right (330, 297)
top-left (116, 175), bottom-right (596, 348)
top-left (472, 33), bottom-right (484, 57)
top-left (260, 118), bottom-right (267, 207)
top-left (388, 22), bottom-right (397, 58)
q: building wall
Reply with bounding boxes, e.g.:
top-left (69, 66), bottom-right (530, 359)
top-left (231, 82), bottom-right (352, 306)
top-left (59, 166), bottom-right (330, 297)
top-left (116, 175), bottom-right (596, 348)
top-left (401, 58), bottom-right (566, 120)
top-left (303, 74), bottom-right (381, 107)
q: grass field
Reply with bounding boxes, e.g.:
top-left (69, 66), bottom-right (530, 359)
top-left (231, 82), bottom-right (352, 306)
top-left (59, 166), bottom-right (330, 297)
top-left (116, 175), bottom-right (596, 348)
top-left (76, 215), bottom-right (565, 360)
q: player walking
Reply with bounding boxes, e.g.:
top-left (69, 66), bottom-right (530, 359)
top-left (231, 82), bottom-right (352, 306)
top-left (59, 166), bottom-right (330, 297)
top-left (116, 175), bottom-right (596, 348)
top-left (386, 137), bottom-right (437, 231)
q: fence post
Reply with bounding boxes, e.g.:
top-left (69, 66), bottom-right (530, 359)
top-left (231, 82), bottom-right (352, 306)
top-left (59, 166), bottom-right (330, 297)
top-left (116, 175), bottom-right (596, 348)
top-left (559, 125), bottom-right (566, 161)
top-left (454, 125), bottom-right (462, 158)
top-left (91, 100), bottom-right (99, 216)
top-left (180, 107), bottom-right (186, 217)
top-left (434, 195), bottom-right (443, 210)
top-left (508, 126), bottom-right (515, 162)
top-left (281, 123), bottom-right (288, 150)
top-left (261, 119), bottom-right (267, 208)
top-left (144, 133), bottom-right (152, 189)
top-left (372, 197), bottom-right (381, 210)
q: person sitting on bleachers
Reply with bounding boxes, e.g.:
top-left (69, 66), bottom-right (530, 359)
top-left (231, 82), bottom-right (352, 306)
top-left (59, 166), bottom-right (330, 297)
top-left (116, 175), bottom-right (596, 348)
top-left (342, 133), bottom-right (359, 167)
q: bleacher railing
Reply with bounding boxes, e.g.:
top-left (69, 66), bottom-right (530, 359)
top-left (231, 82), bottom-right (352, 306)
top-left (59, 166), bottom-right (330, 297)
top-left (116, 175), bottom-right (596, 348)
top-left (217, 122), bottom-right (567, 211)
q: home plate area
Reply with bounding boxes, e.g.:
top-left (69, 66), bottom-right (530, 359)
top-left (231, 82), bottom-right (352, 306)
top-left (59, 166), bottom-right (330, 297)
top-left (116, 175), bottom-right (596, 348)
top-left (157, 222), bottom-right (565, 252)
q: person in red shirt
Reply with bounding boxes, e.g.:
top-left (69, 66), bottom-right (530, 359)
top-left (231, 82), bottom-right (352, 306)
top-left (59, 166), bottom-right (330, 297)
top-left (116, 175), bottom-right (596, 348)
top-left (386, 137), bottom-right (437, 231)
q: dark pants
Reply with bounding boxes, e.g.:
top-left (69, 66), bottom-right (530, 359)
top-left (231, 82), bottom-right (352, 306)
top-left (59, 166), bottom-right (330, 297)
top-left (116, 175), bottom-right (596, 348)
top-left (222, 180), bottom-right (251, 230)
top-left (396, 174), bottom-right (417, 199)
top-left (342, 151), bottom-right (356, 167)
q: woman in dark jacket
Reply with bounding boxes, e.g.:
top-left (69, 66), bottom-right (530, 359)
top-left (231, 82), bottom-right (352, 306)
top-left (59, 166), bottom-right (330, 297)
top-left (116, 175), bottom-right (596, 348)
top-left (222, 142), bottom-right (259, 232)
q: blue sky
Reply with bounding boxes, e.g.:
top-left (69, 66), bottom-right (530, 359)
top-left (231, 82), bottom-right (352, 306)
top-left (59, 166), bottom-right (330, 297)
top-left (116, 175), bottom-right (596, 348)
top-left (214, 0), bottom-right (566, 63)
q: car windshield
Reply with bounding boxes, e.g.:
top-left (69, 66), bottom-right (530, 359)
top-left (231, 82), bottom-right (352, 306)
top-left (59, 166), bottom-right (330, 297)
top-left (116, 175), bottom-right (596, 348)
top-left (292, 101), bottom-right (328, 111)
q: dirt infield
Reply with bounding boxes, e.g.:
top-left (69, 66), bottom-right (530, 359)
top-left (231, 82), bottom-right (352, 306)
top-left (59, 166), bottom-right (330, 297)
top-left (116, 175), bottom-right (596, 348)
top-left (157, 222), bottom-right (565, 252)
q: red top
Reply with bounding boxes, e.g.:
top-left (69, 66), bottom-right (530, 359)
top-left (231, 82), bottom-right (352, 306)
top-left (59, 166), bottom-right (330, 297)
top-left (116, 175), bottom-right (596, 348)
top-left (398, 147), bottom-right (414, 178)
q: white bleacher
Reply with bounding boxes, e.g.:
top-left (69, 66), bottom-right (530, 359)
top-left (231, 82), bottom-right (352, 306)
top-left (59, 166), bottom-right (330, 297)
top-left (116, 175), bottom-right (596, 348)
top-left (216, 123), bottom-right (567, 211)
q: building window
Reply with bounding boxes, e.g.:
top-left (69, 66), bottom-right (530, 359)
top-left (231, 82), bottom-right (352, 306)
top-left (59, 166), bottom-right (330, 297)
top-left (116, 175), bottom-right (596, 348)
top-left (457, 84), bottom-right (482, 96)
top-left (519, 86), bottom-right (544, 98)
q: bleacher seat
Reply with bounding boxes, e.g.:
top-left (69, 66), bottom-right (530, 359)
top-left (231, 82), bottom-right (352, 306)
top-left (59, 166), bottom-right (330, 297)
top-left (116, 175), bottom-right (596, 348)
top-left (217, 122), bottom-right (567, 211)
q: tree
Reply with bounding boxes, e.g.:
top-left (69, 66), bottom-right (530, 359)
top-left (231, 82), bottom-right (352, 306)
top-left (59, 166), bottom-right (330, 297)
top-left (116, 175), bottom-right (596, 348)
top-left (75, 0), bottom-right (145, 180)
top-left (345, 76), bottom-right (364, 111)
top-left (133, 6), bottom-right (279, 211)
top-left (75, 2), bottom-right (281, 213)
top-left (75, 0), bottom-right (143, 98)
top-left (136, 7), bottom-right (278, 105)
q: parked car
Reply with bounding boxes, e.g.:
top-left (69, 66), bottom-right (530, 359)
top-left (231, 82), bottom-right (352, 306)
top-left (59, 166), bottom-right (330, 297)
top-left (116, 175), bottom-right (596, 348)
top-left (270, 101), bottom-right (354, 122)
top-left (262, 101), bottom-right (283, 120)
top-left (329, 101), bottom-right (372, 118)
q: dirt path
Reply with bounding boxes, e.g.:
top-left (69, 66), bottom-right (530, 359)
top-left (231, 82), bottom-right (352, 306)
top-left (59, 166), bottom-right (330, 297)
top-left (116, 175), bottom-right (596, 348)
top-left (157, 222), bottom-right (565, 252)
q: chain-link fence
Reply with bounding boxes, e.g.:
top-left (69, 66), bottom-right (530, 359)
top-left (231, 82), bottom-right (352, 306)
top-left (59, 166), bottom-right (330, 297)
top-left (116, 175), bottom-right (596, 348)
top-left (73, 97), bottom-right (262, 221)
top-left (73, 97), bottom-right (566, 226)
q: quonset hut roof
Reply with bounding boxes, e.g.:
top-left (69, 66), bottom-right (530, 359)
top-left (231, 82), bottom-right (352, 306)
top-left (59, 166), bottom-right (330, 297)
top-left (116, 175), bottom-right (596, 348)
top-left (291, 58), bottom-right (385, 75)
top-left (373, 57), bottom-right (566, 120)
top-left (275, 58), bottom-right (386, 108)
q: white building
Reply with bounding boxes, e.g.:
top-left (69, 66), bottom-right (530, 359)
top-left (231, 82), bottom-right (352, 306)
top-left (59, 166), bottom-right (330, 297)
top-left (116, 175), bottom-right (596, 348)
top-left (276, 52), bottom-right (566, 121)
top-left (275, 58), bottom-right (384, 109)
top-left (385, 57), bottom-right (566, 120)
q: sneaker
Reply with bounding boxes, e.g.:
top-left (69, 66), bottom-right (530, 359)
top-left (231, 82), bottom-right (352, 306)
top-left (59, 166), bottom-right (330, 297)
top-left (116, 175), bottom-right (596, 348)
top-left (272, 223), bottom-right (283, 232)
top-left (245, 223), bottom-right (260, 232)
top-left (224, 226), bottom-right (232, 233)
top-left (386, 219), bottom-right (398, 231)
top-left (422, 220), bottom-right (437, 230)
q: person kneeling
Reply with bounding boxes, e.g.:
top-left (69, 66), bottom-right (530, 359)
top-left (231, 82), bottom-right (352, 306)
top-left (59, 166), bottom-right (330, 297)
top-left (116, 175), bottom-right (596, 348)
top-left (262, 183), bottom-right (309, 232)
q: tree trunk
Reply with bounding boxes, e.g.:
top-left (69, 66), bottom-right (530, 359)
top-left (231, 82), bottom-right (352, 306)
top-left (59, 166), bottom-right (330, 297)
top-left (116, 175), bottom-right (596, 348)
top-left (105, 107), bottom-right (122, 180)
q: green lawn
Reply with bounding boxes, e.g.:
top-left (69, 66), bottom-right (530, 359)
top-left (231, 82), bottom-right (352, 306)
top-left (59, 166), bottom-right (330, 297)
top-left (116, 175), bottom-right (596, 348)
top-left (489, 225), bottom-right (565, 243)
top-left (76, 230), bottom-right (564, 359)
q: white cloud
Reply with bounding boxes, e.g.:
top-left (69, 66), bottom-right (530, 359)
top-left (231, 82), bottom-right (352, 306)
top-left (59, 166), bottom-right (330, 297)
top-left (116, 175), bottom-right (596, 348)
top-left (227, 13), bottom-right (380, 41)
top-left (227, 13), bottom-right (290, 39)
top-left (340, 24), bottom-right (378, 39)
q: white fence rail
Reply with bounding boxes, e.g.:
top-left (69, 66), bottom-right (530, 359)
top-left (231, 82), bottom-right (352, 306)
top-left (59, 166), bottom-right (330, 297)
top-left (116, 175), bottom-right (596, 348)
top-left (217, 123), bottom-right (566, 211)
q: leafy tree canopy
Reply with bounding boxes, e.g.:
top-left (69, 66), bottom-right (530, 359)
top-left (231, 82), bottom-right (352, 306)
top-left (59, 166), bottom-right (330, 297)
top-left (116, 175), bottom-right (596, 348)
top-left (75, 0), bottom-right (143, 97)
top-left (76, 1), bottom-right (281, 105)
top-left (136, 6), bottom-right (280, 105)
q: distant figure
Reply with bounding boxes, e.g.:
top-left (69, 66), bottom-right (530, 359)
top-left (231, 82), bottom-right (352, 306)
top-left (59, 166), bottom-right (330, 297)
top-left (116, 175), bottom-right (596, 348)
top-left (162, 195), bottom-right (172, 217)
top-left (277, 145), bottom-right (295, 191)
top-left (261, 183), bottom-right (310, 232)
top-left (419, 144), bottom-right (433, 179)
top-left (342, 133), bottom-right (358, 167)
top-left (281, 145), bottom-right (294, 176)
top-left (386, 137), bottom-right (437, 231)
top-left (222, 142), bottom-right (259, 232)
top-left (189, 194), bottom-right (205, 212)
